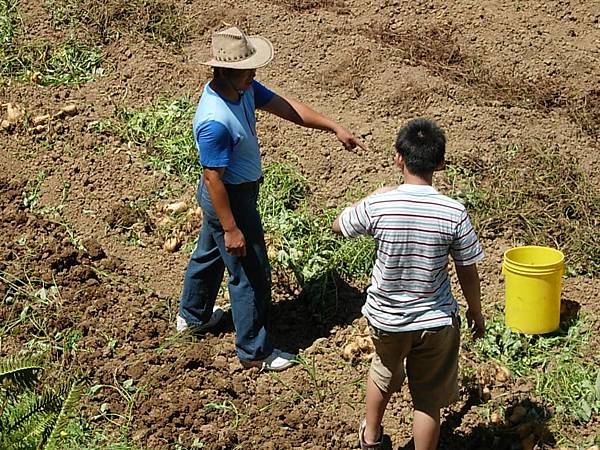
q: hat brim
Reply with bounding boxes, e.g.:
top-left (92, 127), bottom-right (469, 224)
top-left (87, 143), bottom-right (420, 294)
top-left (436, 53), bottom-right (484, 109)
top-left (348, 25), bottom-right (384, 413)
top-left (202, 36), bottom-right (273, 69)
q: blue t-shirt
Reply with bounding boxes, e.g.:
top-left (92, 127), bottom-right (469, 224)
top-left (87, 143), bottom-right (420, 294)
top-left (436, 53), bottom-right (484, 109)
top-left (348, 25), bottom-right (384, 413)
top-left (192, 80), bottom-right (275, 184)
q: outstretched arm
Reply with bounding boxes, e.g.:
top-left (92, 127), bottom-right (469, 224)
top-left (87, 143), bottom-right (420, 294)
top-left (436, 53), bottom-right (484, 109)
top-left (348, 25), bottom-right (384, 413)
top-left (260, 94), bottom-right (366, 152)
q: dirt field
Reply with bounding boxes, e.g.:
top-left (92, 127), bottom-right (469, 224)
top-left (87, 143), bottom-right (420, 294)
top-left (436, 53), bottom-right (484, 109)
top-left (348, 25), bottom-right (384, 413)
top-left (1, 0), bottom-right (599, 449)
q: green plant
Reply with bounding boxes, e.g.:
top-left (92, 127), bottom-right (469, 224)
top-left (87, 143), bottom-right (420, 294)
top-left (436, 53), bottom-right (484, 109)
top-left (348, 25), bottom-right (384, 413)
top-left (294, 354), bottom-right (328, 402)
top-left (467, 308), bottom-right (600, 423)
top-left (0, 356), bottom-right (87, 450)
top-left (259, 163), bottom-right (374, 284)
top-left (89, 377), bottom-right (141, 443)
top-left (45, 0), bottom-right (193, 49)
top-left (204, 400), bottom-right (245, 429)
top-left (91, 97), bottom-right (198, 182)
top-left (1, 39), bottom-right (102, 85)
top-left (0, 0), bottom-right (21, 49)
top-left (22, 171), bottom-right (47, 211)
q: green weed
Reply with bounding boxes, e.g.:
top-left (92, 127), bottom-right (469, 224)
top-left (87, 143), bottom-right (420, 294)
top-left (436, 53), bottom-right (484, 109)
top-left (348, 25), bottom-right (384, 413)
top-left (0, 0), bottom-right (21, 48)
top-left (22, 171), bottom-right (47, 211)
top-left (467, 308), bottom-right (600, 423)
top-left (91, 97), bottom-right (198, 182)
top-left (45, 0), bottom-right (193, 49)
top-left (295, 354), bottom-right (326, 403)
top-left (259, 163), bottom-right (374, 286)
top-left (444, 144), bottom-right (600, 276)
top-left (0, 356), bottom-right (87, 450)
top-left (204, 400), bottom-right (245, 429)
top-left (1, 39), bottom-right (102, 85)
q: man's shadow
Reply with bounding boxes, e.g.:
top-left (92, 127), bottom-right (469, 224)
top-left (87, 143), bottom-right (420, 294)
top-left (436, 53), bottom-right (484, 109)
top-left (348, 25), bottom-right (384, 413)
top-left (268, 269), bottom-right (365, 352)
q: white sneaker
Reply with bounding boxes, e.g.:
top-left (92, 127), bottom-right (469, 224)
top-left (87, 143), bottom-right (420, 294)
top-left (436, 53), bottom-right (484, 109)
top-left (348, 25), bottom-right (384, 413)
top-left (240, 348), bottom-right (296, 371)
top-left (176, 306), bottom-right (224, 333)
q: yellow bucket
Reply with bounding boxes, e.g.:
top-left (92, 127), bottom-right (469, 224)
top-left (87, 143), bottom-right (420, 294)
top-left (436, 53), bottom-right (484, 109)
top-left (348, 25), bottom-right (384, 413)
top-left (502, 246), bottom-right (565, 334)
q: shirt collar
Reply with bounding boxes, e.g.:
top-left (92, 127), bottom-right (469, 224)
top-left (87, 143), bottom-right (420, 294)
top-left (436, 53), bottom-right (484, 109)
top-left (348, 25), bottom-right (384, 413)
top-left (396, 184), bottom-right (438, 194)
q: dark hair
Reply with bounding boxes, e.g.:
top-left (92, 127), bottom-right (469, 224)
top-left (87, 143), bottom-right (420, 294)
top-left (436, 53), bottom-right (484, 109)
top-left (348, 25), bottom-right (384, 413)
top-left (395, 118), bottom-right (446, 177)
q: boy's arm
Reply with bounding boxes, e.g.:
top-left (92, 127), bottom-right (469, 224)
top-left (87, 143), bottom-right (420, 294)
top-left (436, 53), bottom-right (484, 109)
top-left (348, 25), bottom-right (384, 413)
top-left (332, 187), bottom-right (394, 235)
top-left (332, 216), bottom-right (343, 234)
top-left (455, 263), bottom-right (485, 339)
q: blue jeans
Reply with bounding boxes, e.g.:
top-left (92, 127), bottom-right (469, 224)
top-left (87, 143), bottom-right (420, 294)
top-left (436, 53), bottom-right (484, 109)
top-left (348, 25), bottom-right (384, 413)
top-left (178, 179), bottom-right (273, 361)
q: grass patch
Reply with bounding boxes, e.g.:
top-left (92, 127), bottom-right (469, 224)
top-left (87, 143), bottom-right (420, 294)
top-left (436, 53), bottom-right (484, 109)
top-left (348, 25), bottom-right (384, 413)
top-left (1, 38), bottom-right (102, 85)
top-left (0, 0), bottom-right (102, 85)
top-left (45, 0), bottom-right (193, 49)
top-left (0, 0), bottom-right (21, 48)
top-left (91, 96), bottom-right (199, 182)
top-left (467, 308), bottom-right (600, 424)
top-left (260, 162), bottom-right (374, 286)
top-left (444, 144), bottom-right (600, 276)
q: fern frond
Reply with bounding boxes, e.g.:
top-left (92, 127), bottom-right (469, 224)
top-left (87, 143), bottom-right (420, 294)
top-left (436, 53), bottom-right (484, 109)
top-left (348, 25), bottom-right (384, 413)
top-left (0, 356), bottom-right (44, 395)
top-left (5, 389), bottom-right (62, 435)
top-left (1, 411), bottom-right (56, 450)
top-left (41, 377), bottom-right (87, 450)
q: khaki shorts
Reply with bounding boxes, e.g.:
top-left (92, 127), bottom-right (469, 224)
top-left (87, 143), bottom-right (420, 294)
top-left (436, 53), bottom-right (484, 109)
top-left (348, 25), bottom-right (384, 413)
top-left (368, 316), bottom-right (460, 412)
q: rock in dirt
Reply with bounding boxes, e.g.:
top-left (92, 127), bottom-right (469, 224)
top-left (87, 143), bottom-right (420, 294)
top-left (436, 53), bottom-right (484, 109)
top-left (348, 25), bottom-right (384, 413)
top-left (83, 238), bottom-right (106, 260)
top-left (509, 405), bottom-right (528, 424)
top-left (5, 103), bottom-right (24, 124)
top-left (490, 411), bottom-right (503, 425)
top-left (165, 201), bottom-right (188, 214)
top-left (163, 237), bottom-right (180, 253)
top-left (56, 104), bottom-right (78, 118)
top-left (495, 365), bottom-right (511, 383)
top-left (481, 386), bottom-right (491, 402)
top-left (32, 114), bottom-right (51, 126)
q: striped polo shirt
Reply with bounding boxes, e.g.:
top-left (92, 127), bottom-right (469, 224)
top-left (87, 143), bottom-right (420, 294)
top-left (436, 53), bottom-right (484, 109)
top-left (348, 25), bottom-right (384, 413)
top-left (339, 184), bottom-right (484, 333)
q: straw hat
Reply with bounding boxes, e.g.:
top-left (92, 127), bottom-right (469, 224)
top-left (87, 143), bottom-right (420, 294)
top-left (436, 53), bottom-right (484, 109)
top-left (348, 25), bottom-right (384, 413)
top-left (202, 26), bottom-right (274, 69)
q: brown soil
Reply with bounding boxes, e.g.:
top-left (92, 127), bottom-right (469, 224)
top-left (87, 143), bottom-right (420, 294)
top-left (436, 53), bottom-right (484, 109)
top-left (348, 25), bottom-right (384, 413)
top-left (1, 0), bottom-right (599, 449)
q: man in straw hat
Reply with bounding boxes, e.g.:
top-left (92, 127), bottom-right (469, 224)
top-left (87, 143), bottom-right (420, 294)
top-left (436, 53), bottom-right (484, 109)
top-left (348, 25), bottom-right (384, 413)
top-left (176, 26), bottom-right (366, 371)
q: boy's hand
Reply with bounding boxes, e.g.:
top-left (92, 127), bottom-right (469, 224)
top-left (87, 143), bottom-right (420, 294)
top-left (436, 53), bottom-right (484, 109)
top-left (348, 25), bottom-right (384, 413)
top-left (466, 308), bottom-right (485, 340)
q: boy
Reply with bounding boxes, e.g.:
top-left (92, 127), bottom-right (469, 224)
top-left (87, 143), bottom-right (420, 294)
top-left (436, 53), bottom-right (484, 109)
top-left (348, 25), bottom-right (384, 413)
top-left (332, 118), bottom-right (485, 450)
